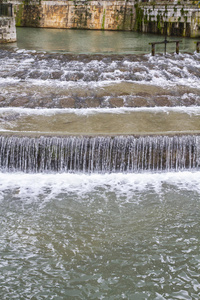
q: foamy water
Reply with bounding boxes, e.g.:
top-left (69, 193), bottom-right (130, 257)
top-left (1, 52), bottom-right (199, 90)
top-left (0, 171), bottom-right (200, 299)
top-left (0, 105), bottom-right (200, 116)
top-left (0, 45), bottom-right (200, 299)
top-left (0, 171), bottom-right (200, 202)
top-left (0, 49), bottom-right (200, 108)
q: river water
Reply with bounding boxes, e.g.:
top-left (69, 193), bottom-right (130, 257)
top-left (7, 28), bottom-right (198, 54)
top-left (0, 28), bottom-right (200, 299)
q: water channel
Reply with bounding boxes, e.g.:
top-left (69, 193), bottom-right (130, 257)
top-left (0, 28), bottom-right (200, 299)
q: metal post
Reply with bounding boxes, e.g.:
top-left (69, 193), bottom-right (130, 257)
top-left (164, 21), bottom-right (167, 55)
top-left (164, 37), bottom-right (167, 55)
top-left (197, 42), bottom-right (200, 53)
top-left (176, 41), bottom-right (179, 55)
top-left (152, 43), bottom-right (155, 56)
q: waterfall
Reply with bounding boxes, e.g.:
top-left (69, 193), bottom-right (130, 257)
top-left (0, 135), bottom-right (199, 173)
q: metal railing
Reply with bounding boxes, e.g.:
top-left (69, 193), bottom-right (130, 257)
top-left (0, 4), bottom-right (13, 17)
top-left (149, 39), bottom-right (182, 55)
top-left (196, 41), bottom-right (200, 53)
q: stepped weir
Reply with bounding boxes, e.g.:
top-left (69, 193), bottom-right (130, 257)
top-left (1, 34), bottom-right (200, 300)
top-left (0, 135), bottom-right (199, 173)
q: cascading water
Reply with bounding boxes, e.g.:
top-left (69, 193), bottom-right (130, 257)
top-left (0, 30), bottom-right (200, 300)
top-left (0, 47), bottom-right (200, 108)
top-left (0, 135), bottom-right (200, 173)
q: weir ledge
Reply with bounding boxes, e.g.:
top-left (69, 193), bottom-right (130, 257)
top-left (0, 134), bottom-right (199, 173)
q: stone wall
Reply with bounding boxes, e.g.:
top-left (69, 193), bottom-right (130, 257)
top-left (9, 0), bottom-right (200, 37)
top-left (137, 2), bottom-right (200, 37)
top-left (14, 0), bottom-right (136, 31)
top-left (0, 16), bottom-right (16, 43)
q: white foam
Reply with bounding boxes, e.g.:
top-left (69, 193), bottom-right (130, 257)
top-left (0, 171), bottom-right (200, 203)
top-left (0, 77), bottom-right (21, 84)
top-left (16, 49), bottom-right (36, 54)
top-left (26, 78), bottom-right (118, 88)
top-left (0, 106), bottom-right (200, 116)
top-left (20, 58), bottom-right (35, 65)
top-left (1, 51), bottom-right (200, 93)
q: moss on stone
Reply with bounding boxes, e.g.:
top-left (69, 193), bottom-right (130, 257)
top-left (101, 8), bottom-right (105, 30)
top-left (15, 4), bottom-right (24, 27)
top-left (134, 3), bottom-right (144, 31)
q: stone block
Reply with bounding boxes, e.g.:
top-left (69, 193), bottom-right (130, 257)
top-left (109, 97), bottom-right (124, 108)
top-left (10, 97), bottom-right (30, 107)
top-left (85, 98), bottom-right (101, 108)
top-left (59, 98), bottom-right (76, 108)
top-left (0, 16), bottom-right (16, 43)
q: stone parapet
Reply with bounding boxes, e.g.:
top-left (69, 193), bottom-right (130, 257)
top-left (0, 16), bottom-right (16, 43)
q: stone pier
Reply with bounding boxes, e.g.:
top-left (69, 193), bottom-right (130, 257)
top-left (0, 4), bottom-right (16, 43)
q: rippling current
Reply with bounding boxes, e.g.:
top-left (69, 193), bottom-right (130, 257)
top-left (0, 34), bottom-right (200, 299)
top-left (0, 172), bottom-right (200, 299)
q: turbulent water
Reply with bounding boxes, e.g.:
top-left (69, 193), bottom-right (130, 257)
top-left (0, 30), bottom-right (200, 299)
top-left (0, 48), bottom-right (200, 108)
top-left (0, 172), bottom-right (200, 299)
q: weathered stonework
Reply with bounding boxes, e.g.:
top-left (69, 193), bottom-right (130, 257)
top-left (14, 0), bottom-right (136, 31)
top-left (138, 2), bottom-right (200, 37)
top-left (0, 16), bottom-right (16, 43)
top-left (6, 0), bottom-right (200, 38)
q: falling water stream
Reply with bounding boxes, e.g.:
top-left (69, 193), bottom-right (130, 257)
top-left (0, 28), bottom-right (200, 299)
top-left (0, 135), bottom-right (200, 173)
